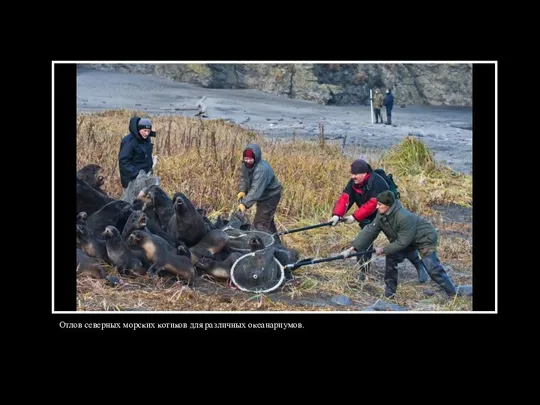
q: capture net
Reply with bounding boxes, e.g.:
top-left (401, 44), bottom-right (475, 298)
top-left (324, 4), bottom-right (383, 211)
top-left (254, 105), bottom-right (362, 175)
top-left (223, 228), bottom-right (275, 253)
top-left (230, 247), bottom-right (284, 293)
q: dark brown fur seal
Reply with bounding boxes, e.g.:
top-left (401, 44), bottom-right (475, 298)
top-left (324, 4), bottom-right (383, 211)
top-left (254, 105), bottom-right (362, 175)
top-left (85, 200), bottom-right (132, 235)
top-left (195, 251), bottom-right (243, 279)
top-left (77, 164), bottom-right (108, 195)
top-left (167, 192), bottom-right (208, 247)
top-left (136, 185), bottom-right (175, 229)
top-left (77, 248), bottom-right (106, 279)
top-left (76, 224), bottom-right (109, 263)
top-left (77, 177), bottom-right (115, 216)
top-left (122, 210), bottom-right (177, 254)
top-left (102, 226), bottom-right (147, 276)
top-left (128, 230), bottom-right (195, 283)
top-left (189, 229), bottom-right (230, 263)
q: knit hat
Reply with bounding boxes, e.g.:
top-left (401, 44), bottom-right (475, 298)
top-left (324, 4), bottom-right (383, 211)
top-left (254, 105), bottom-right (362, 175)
top-left (138, 118), bottom-right (152, 130)
top-left (377, 190), bottom-right (395, 207)
top-left (350, 159), bottom-right (370, 174)
top-left (244, 149), bottom-right (255, 158)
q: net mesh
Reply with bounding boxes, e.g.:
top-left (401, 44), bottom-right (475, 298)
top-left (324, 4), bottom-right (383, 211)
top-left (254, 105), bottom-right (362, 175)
top-left (230, 247), bottom-right (284, 293)
top-left (223, 228), bottom-right (275, 253)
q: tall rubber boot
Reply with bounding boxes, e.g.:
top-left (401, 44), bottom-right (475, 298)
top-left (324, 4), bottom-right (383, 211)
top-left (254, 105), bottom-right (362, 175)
top-left (386, 114), bottom-right (392, 125)
top-left (408, 250), bottom-right (429, 283)
top-left (423, 252), bottom-right (457, 297)
top-left (384, 255), bottom-right (399, 298)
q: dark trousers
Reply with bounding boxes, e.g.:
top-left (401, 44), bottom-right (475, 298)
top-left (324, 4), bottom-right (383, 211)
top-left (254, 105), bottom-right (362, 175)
top-left (385, 249), bottom-right (456, 296)
top-left (253, 191), bottom-right (282, 243)
top-left (385, 108), bottom-right (392, 124)
top-left (374, 108), bottom-right (383, 123)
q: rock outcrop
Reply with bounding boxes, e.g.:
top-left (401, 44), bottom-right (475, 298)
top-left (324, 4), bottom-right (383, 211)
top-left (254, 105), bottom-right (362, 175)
top-left (78, 63), bottom-right (472, 107)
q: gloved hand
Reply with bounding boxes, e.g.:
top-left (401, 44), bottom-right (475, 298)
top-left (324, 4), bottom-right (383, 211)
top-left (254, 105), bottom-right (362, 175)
top-left (238, 203), bottom-right (246, 213)
top-left (340, 247), bottom-right (355, 258)
top-left (330, 215), bottom-right (340, 226)
top-left (237, 191), bottom-right (246, 200)
top-left (343, 215), bottom-right (356, 224)
top-left (375, 247), bottom-right (385, 256)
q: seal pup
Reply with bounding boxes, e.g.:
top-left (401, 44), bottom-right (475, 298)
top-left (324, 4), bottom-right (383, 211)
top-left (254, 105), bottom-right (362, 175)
top-left (77, 164), bottom-right (108, 196)
top-left (76, 177), bottom-right (115, 216)
top-left (136, 185), bottom-right (174, 230)
top-left (122, 210), bottom-right (177, 254)
top-left (85, 200), bottom-right (132, 235)
top-left (76, 224), bottom-right (109, 263)
top-left (128, 230), bottom-right (195, 283)
top-left (189, 229), bottom-right (230, 263)
top-left (102, 226), bottom-right (147, 276)
top-left (77, 248), bottom-right (106, 279)
top-left (167, 192), bottom-right (208, 247)
top-left (195, 251), bottom-right (243, 279)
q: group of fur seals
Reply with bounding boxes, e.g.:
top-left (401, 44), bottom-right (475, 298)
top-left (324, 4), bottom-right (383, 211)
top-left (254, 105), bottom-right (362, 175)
top-left (76, 164), bottom-right (299, 289)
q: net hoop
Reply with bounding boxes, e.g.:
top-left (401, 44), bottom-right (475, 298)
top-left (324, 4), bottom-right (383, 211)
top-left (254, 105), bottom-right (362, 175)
top-left (229, 252), bottom-right (285, 293)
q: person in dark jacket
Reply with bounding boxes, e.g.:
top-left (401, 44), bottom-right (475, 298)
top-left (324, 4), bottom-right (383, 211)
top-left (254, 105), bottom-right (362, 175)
top-left (237, 143), bottom-right (283, 238)
top-left (330, 159), bottom-right (428, 282)
top-left (383, 88), bottom-right (394, 125)
top-left (340, 190), bottom-right (458, 299)
top-left (118, 116), bottom-right (156, 189)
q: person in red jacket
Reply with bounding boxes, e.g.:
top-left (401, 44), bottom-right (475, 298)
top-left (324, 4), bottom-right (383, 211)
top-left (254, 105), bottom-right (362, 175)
top-left (329, 159), bottom-right (428, 283)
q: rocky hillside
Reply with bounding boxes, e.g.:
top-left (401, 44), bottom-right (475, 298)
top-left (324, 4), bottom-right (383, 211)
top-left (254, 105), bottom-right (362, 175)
top-left (79, 63), bottom-right (472, 107)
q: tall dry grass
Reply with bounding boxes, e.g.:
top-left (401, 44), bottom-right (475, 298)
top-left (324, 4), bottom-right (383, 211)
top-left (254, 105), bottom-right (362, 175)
top-left (76, 111), bottom-right (473, 311)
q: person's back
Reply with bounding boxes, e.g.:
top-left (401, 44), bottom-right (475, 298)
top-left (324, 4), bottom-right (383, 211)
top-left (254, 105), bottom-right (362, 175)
top-left (383, 89), bottom-right (394, 125)
top-left (118, 117), bottom-right (156, 189)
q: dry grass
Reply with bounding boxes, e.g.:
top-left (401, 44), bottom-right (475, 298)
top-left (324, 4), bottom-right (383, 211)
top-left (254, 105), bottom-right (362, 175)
top-left (75, 110), bottom-right (473, 312)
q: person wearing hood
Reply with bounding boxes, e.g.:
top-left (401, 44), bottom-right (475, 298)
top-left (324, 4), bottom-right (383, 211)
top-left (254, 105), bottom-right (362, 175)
top-left (340, 190), bottom-right (458, 299)
top-left (237, 143), bottom-right (283, 238)
top-left (118, 116), bottom-right (156, 189)
top-left (383, 88), bottom-right (394, 125)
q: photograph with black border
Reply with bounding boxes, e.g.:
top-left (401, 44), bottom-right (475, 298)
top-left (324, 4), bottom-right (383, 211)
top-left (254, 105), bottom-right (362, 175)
top-left (52, 61), bottom-right (496, 335)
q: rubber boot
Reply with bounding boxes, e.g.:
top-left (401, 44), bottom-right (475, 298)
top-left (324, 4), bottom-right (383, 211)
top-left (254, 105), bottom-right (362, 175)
top-left (384, 256), bottom-right (399, 298)
top-left (423, 252), bottom-right (457, 297)
top-left (408, 251), bottom-right (429, 283)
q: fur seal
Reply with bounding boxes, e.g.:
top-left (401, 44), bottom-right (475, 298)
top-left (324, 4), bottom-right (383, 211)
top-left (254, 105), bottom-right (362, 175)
top-left (128, 230), bottom-right (195, 283)
top-left (77, 248), bottom-right (106, 279)
top-left (76, 224), bottom-right (109, 262)
top-left (77, 164), bottom-right (108, 195)
top-left (167, 192), bottom-right (208, 247)
top-left (84, 200), bottom-right (132, 235)
top-left (77, 177), bottom-right (115, 216)
top-left (102, 226), bottom-right (147, 276)
top-left (195, 251), bottom-right (243, 279)
top-left (189, 229), bottom-right (230, 263)
top-left (122, 210), bottom-right (177, 254)
top-left (136, 185), bottom-right (175, 229)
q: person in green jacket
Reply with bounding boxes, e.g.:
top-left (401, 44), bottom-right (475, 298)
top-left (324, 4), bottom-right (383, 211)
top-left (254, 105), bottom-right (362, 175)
top-left (340, 190), bottom-right (458, 299)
